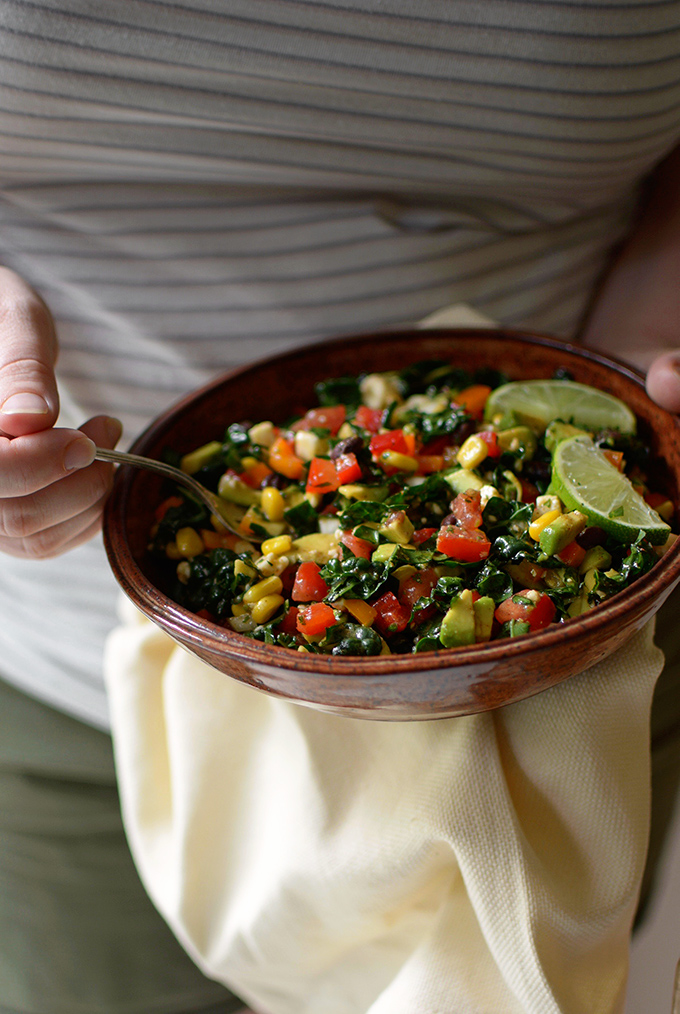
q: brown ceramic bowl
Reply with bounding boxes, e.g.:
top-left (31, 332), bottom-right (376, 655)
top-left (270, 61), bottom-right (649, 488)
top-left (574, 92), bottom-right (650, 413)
top-left (103, 328), bottom-right (680, 720)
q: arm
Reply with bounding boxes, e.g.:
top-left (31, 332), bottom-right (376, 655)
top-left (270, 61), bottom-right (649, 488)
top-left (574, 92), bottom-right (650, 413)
top-left (0, 266), bottom-right (121, 558)
top-left (580, 142), bottom-right (680, 411)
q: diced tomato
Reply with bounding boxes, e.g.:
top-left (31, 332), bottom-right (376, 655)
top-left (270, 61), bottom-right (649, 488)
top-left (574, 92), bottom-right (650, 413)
top-left (519, 479), bottom-right (539, 504)
top-left (291, 561), bottom-right (330, 602)
top-left (416, 453), bottom-right (445, 474)
top-left (477, 430), bottom-right (501, 458)
top-left (372, 591), bottom-right (411, 638)
top-left (354, 405), bottom-right (384, 433)
top-left (269, 437), bottom-right (305, 480)
top-left (334, 452), bottom-right (363, 484)
top-left (195, 608), bottom-right (214, 621)
top-left (450, 489), bottom-right (484, 529)
top-left (452, 384), bottom-right (492, 420)
top-left (339, 531), bottom-right (374, 560)
top-left (369, 429), bottom-right (409, 460)
top-left (306, 457), bottom-right (340, 495)
top-left (412, 526), bottom-right (438, 546)
top-left (154, 495), bottom-right (183, 522)
top-left (602, 449), bottom-right (625, 471)
top-left (436, 524), bottom-right (491, 562)
top-left (398, 568), bottom-right (438, 618)
top-left (495, 590), bottom-right (556, 632)
top-left (296, 601), bottom-right (337, 636)
top-left (292, 405), bottom-right (346, 436)
top-left (275, 606), bottom-right (300, 635)
top-left (556, 540), bottom-right (587, 568)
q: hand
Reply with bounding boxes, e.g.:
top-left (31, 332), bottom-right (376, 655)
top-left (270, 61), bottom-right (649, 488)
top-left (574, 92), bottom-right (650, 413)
top-left (646, 353), bottom-right (680, 413)
top-left (0, 266), bottom-right (121, 559)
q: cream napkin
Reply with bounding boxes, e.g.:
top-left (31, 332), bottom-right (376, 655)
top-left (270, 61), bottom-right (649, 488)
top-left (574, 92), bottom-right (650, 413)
top-left (103, 307), bottom-right (665, 1014)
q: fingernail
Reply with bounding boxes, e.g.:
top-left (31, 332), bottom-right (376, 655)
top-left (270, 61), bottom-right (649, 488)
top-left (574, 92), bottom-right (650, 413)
top-left (1, 392), bottom-right (49, 415)
top-left (105, 417), bottom-right (123, 445)
top-left (64, 437), bottom-right (96, 471)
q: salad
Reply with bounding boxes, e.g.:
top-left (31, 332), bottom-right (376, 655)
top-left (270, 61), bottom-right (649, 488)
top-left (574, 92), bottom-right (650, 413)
top-left (148, 361), bottom-right (676, 656)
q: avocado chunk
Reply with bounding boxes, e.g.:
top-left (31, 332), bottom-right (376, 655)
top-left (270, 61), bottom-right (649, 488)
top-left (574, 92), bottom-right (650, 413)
top-left (473, 595), bottom-right (495, 642)
top-left (579, 545), bottom-right (613, 574)
top-left (538, 510), bottom-right (587, 557)
top-left (440, 589), bottom-right (476, 648)
top-left (371, 543), bottom-right (400, 564)
top-left (544, 420), bottom-right (589, 454)
top-left (445, 468), bottom-right (486, 495)
top-left (496, 426), bottom-right (538, 459)
top-left (180, 440), bottom-right (223, 476)
top-left (338, 483), bottom-right (388, 501)
top-left (217, 472), bottom-right (262, 507)
top-left (378, 510), bottom-right (414, 545)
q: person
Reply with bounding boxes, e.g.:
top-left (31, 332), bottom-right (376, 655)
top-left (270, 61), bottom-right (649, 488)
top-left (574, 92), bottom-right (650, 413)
top-left (1, 3), bottom-right (680, 1011)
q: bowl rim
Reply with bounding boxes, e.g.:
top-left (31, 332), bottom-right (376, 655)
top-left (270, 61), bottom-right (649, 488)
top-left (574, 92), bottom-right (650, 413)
top-left (104, 326), bottom-right (680, 676)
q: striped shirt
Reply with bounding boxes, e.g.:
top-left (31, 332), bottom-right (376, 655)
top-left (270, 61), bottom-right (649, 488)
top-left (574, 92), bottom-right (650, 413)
top-left (1, 0), bottom-right (679, 727)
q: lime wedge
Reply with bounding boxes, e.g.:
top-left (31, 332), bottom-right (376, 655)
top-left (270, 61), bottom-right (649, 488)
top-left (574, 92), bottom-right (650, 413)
top-left (484, 379), bottom-right (636, 434)
top-left (551, 435), bottom-right (670, 545)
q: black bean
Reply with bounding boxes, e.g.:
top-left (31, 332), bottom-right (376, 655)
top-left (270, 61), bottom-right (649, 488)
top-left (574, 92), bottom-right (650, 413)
top-left (330, 435), bottom-right (364, 460)
top-left (260, 472), bottom-right (288, 490)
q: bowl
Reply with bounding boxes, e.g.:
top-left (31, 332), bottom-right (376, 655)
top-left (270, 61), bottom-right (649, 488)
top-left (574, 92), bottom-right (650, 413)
top-left (103, 327), bottom-right (680, 720)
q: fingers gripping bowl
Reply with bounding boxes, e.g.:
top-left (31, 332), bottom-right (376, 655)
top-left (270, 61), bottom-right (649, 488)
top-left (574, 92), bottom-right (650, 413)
top-left (103, 329), bottom-right (680, 720)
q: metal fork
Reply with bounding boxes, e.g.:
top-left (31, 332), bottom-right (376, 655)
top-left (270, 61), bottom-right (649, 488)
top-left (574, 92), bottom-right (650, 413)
top-left (95, 446), bottom-right (262, 541)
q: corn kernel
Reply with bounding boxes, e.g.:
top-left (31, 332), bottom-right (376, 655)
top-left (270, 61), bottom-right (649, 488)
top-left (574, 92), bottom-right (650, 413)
top-left (231, 603), bottom-right (247, 616)
top-left (250, 593), bottom-right (285, 624)
top-left (261, 486), bottom-right (286, 522)
top-left (165, 541), bottom-right (182, 560)
top-left (234, 559), bottom-right (257, 578)
top-left (175, 527), bottom-right (204, 557)
top-left (261, 534), bottom-right (293, 556)
top-left (380, 450), bottom-right (418, 472)
top-left (243, 575), bottom-right (283, 604)
top-left (528, 508), bottom-right (562, 541)
top-left (456, 434), bottom-right (489, 470)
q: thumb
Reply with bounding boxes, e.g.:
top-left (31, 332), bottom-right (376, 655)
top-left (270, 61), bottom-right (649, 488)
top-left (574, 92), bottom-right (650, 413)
top-left (0, 268), bottom-right (60, 438)
top-left (646, 352), bottom-right (680, 414)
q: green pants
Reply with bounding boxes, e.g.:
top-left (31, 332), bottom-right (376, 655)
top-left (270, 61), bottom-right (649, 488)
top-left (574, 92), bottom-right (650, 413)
top-left (1, 587), bottom-right (679, 1011)
top-left (0, 676), bottom-right (244, 1014)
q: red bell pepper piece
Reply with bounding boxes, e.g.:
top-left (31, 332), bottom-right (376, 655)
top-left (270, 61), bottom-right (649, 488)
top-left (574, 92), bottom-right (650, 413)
top-left (334, 452), bottom-right (362, 485)
top-left (556, 540), bottom-right (587, 568)
top-left (369, 429), bottom-right (409, 460)
top-left (306, 457), bottom-right (340, 494)
top-left (477, 430), bottom-right (501, 458)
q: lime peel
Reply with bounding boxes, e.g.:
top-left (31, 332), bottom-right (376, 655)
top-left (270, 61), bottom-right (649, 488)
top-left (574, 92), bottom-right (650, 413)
top-left (484, 379), bottom-right (637, 435)
top-left (551, 435), bottom-right (670, 545)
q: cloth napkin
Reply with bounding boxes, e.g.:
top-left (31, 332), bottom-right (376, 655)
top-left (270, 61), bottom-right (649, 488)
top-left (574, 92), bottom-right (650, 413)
top-left (104, 307), bottom-right (665, 1014)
